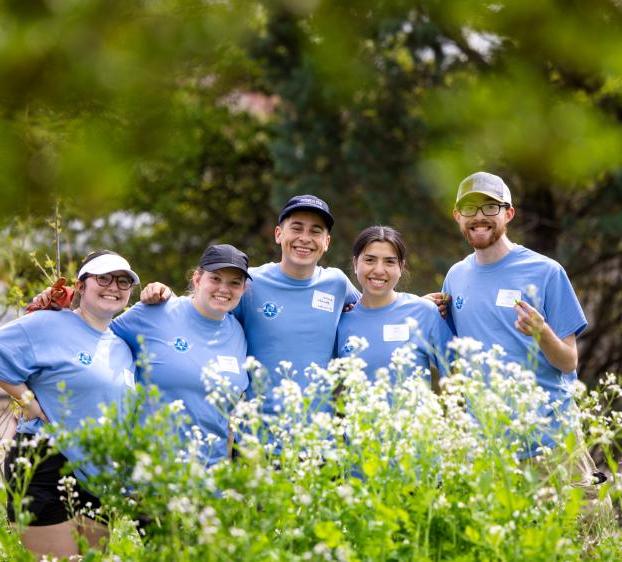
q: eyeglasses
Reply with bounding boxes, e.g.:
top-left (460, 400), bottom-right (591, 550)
top-left (88, 273), bottom-right (134, 290)
top-left (457, 203), bottom-right (510, 217)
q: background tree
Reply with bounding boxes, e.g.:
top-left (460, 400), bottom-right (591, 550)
top-left (1, 0), bottom-right (621, 384)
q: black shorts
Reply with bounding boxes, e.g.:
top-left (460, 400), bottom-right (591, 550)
top-left (4, 433), bottom-right (102, 527)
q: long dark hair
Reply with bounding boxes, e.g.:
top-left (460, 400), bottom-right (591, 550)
top-left (352, 226), bottom-right (407, 267)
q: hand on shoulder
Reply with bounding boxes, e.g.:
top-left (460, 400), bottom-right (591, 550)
top-left (424, 292), bottom-right (451, 318)
top-left (140, 282), bottom-right (173, 304)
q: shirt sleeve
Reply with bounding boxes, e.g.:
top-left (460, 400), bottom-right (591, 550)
top-left (543, 265), bottom-right (587, 340)
top-left (440, 276), bottom-right (457, 336)
top-left (344, 276), bottom-right (361, 306)
top-left (430, 315), bottom-right (455, 378)
top-left (111, 302), bottom-right (149, 352)
top-left (233, 284), bottom-right (251, 326)
top-left (0, 322), bottom-right (39, 385)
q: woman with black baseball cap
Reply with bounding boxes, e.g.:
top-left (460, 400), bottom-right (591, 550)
top-left (110, 244), bottom-right (251, 466)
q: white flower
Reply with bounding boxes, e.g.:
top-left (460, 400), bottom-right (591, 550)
top-left (19, 389), bottom-right (34, 406)
top-left (344, 335), bottom-right (369, 353)
top-left (170, 400), bottom-right (185, 413)
top-left (167, 496), bottom-right (194, 514)
top-left (524, 284), bottom-right (538, 299)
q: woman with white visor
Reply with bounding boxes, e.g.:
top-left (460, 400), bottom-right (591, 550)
top-left (0, 250), bottom-right (139, 560)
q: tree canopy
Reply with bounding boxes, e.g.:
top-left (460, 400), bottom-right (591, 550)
top-left (1, 0), bottom-right (622, 382)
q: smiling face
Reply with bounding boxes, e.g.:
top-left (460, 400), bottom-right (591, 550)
top-left (192, 267), bottom-right (246, 320)
top-left (355, 241), bottom-right (404, 308)
top-left (78, 269), bottom-right (133, 321)
top-left (453, 195), bottom-right (515, 250)
top-left (275, 211), bottom-right (331, 279)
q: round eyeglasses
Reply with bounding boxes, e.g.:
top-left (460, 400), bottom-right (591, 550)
top-left (457, 203), bottom-right (510, 217)
top-left (88, 273), bottom-right (134, 290)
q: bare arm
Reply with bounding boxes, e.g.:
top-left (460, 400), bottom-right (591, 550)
top-left (0, 381), bottom-right (49, 422)
top-left (514, 300), bottom-right (578, 373)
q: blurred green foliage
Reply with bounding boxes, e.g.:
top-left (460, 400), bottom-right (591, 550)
top-left (1, 0), bottom-right (622, 382)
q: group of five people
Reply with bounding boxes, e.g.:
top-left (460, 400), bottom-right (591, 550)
top-left (0, 172), bottom-right (605, 559)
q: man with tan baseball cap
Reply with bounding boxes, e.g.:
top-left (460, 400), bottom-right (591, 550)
top-left (440, 171), bottom-right (612, 533)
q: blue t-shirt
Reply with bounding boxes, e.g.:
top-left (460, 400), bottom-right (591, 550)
top-left (337, 293), bottom-right (453, 382)
top-left (0, 310), bottom-right (135, 481)
top-left (235, 262), bottom-right (359, 417)
top-left (112, 296), bottom-right (248, 465)
top-left (442, 245), bottom-right (587, 454)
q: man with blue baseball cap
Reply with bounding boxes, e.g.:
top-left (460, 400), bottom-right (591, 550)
top-left (234, 194), bottom-right (358, 433)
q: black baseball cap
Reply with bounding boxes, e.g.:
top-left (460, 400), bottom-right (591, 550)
top-left (199, 244), bottom-right (252, 279)
top-left (278, 194), bottom-right (334, 231)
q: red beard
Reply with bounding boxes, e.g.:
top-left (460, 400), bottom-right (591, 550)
top-left (461, 219), bottom-right (506, 250)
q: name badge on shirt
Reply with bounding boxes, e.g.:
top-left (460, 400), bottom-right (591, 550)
top-left (217, 355), bottom-right (240, 374)
top-left (312, 290), bottom-right (335, 312)
top-left (496, 289), bottom-right (522, 308)
top-left (383, 324), bottom-right (410, 342)
top-left (123, 368), bottom-right (135, 390)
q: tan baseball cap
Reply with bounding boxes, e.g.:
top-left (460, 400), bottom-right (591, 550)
top-left (456, 172), bottom-right (512, 206)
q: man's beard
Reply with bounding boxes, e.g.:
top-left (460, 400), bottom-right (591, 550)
top-left (461, 219), bottom-right (506, 250)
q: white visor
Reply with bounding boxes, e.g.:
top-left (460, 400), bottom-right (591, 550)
top-left (78, 254), bottom-right (140, 285)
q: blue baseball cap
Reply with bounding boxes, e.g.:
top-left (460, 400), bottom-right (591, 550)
top-left (278, 194), bottom-right (334, 231)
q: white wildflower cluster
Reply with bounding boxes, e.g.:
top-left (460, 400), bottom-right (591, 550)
top-left (19, 389), bottom-right (35, 406)
top-left (276, 360), bottom-right (295, 378)
top-left (167, 495), bottom-right (195, 515)
top-left (343, 335), bottom-right (369, 353)
top-left (272, 379), bottom-right (304, 415)
top-left (131, 451), bottom-right (161, 483)
top-left (32, 333), bottom-right (618, 560)
top-left (202, 363), bottom-right (240, 414)
top-left (198, 505), bottom-right (221, 544)
top-left (57, 475), bottom-right (79, 505)
top-left (169, 399), bottom-right (186, 413)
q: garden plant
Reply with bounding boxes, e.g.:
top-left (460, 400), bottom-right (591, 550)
top-left (1, 336), bottom-right (621, 561)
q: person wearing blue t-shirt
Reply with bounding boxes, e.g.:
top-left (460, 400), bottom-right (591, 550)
top-left (440, 172), bottom-right (587, 456)
top-left (234, 195), bottom-right (359, 423)
top-left (112, 244), bottom-right (250, 466)
top-left (0, 250), bottom-right (139, 560)
top-left (140, 196), bottom-right (360, 441)
top-left (337, 226), bottom-right (452, 385)
top-left (435, 172), bottom-right (611, 523)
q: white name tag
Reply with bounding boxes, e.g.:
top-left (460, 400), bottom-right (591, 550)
top-left (217, 355), bottom-right (240, 374)
top-left (496, 289), bottom-right (522, 308)
top-left (312, 290), bottom-right (335, 312)
top-left (123, 368), bottom-right (135, 389)
top-left (383, 324), bottom-right (410, 342)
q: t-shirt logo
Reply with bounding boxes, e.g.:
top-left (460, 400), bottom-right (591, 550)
top-left (455, 296), bottom-right (464, 310)
top-left (259, 302), bottom-right (282, 319)
top-left (77, 351), bottom-right (93, 366)
top-left (173, 337), bottom-right (190, 352)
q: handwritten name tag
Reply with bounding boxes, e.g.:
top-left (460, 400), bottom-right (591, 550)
top-left (312, 290), bottom-right (335, 312)
top-left (217, 355), bottom-right (240, 374)
top-left (496, 289), bottom-right (521, 308)
top-left (383, 324), bottom-right (410, 342)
